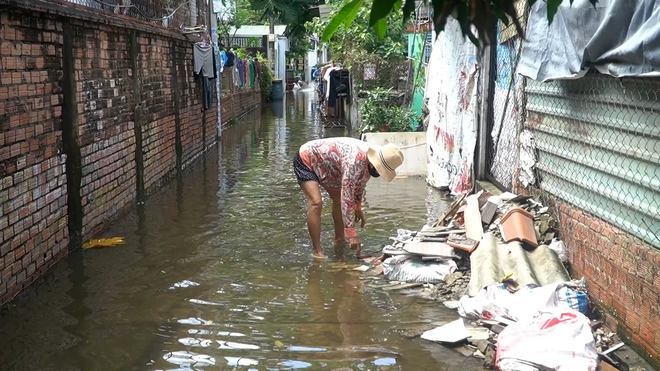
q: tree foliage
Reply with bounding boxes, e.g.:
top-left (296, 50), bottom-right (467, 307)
top-left (323, 0), bottom-right (598, 47)
top-left (216, 0), bottom-right (264, 47)
top-left (248, 0), bottom-right (319, 58)
top-left (308, 0), bottom-right (406, 67)
top-left (359, 88), bottom-right (416, 133)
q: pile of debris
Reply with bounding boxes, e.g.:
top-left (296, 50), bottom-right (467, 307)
top-left (358, 190), bottom-right (640, 370)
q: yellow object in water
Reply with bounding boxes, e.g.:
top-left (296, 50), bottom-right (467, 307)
top-left (274, 340), bottom-right (284, 347)
top-left (82, 237), bottom-right (126, 249)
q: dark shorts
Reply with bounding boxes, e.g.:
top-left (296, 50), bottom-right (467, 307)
top-left (293, 152), bottom-right (319, 184)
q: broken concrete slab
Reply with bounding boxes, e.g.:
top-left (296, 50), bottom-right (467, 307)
top-left (381, 282), bottom-right (423, 291)
top-left (466, 326), bottom-right (490, 341)
top-left (464, 194), bottom-right (484, 241)
top-left (421, 319), bottom-right (471, 343)
top-left (403, 241), bottom-right (456, 258)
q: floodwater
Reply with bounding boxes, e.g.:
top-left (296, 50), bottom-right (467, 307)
top-left (0, 90), bottom-right (483, 370)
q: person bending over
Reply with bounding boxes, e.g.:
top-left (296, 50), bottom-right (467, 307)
top-left (293, 137), bottom-right (404, 259)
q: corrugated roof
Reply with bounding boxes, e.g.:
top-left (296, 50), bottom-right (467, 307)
top-left (229, 25), bottom-right (287, 37)
top-left (468, 232), bottom-right (570, 297)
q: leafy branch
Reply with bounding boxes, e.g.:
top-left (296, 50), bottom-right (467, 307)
top-left (323, 0), bottom-right (598, 47)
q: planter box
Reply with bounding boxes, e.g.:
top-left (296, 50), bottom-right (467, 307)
top-left (361, 132), bottom-right (427, 177)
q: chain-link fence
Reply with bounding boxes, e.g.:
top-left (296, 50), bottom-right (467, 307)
top-left (61, 0), bottom-right (205, 29)
top-left (487, 32), bottom-right (525, 190)
top-left (521, 71), bottom-right (660, 248)
top-left (485, 22), bottom-right (659, 248)
top-left (350, 59), bottom-right (412, 93)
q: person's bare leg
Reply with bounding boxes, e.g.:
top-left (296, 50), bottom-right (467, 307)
top-left (326, 188), bottom-right (345, 247)
top-left (299, 181), bottom-right (324, 258)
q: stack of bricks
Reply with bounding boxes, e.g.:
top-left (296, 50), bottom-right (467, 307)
top-left (0, 13), bottom-right (69, 304)
top-left (556, 201), bottom-right (660, 367)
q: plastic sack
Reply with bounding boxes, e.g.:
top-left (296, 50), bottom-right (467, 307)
top-left (496, 310), bottom-right (599, 371)
top-left (556, 278), bottom-right (589, 315)
top-left (549, 238), bottom-right (569, 262)
top-left (458, 280), bottom-right (589, 322)
top-left (383, 255), bottom-right (457, 284)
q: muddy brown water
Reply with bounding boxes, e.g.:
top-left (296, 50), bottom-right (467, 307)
top-left (0, 92), bottom-right (483, 370)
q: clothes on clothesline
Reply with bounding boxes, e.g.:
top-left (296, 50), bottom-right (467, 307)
top-left (193, 44), bottom-right (216, 79)
top-left (225, 50), bottom-right (236, 68)
top-left (249, 61), bottom-right (255, 88)
top-left (214, 48), bottom-right (261, 90)
top-left (201, 75), bottom-right (213, 110)
top-left (236, 57), bottom-right (245, 87)
top-left (219, 50), bottom-right (228, 73)
top-left (327, 69), bottom-right (350, 108)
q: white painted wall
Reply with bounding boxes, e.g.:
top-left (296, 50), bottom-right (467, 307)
top-left (276, 37), bottom-right (287, 80)
top-left (361, 132), bottom-right (427, 177)
top-left (306, 50), bottom-right (317, 82)
top-left (425, 18), bottom-right (479, 194)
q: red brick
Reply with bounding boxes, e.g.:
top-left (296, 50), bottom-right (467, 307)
top-left (627, 310), bottom-right (642, 332)
top-left (612, 299), bottom-right (627, 321)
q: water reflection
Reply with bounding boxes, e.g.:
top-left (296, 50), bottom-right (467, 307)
top-left (0, 90), bottom-right (484, 371)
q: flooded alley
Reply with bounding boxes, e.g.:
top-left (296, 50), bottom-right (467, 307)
top-left (0, 92), bottom-right (482, 370)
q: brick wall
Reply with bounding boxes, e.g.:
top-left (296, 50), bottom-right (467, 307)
top-left (140, 34), bottom-right (177, 194)
top-left (219, 67), bottom-right (262, 127)
top-left (513, 184), bottom-right (660, 367)
top-left (74, 22), bottom-right (136, 239)
top-left (556, 202), bottom-right (660, 367)
top-left (0, 12), bottom-right (69, 304)
top-left (0, 3), bottom-right (262, 307)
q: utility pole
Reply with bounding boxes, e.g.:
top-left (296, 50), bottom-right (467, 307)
top-left (268, 14), bottom-right (276, 77)
top-left (209, 0), bottom-right (222, 137)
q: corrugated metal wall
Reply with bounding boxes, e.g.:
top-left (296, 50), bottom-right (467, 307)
top-left (525, 72), bottom-right (660, 248)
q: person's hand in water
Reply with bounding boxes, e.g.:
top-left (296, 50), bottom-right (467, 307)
top-left (354, 210), bottom-right (366, 228)
top-left (348, 237), bottom-right (371, 259)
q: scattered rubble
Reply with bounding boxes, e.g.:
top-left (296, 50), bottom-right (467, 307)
top-left (350, 189), bottom-right (651, 370)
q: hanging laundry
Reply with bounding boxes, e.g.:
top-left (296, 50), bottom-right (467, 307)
top-left (232, 63), bottom-right (240, 87)
top-left (219, 50), bottom-right (228, 73)
top-left (236, 57), bottom-right (245, 88)
top-left (249, 60), bottom-right (256, 88)
top-left (193, 44), bottom-right (215, 78)
top-left (201, 75), bottom-right (213, 110)
top-left (225, 50), bottom-right (236, 68)
top-left (243, 59), bottom-right (248, 88)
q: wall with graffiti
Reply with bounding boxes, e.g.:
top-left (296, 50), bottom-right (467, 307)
top-left (424, 18), bottom-right (479, 194)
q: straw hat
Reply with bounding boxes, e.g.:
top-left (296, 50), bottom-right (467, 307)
top-left (367, 143), bottom-right (404, 182)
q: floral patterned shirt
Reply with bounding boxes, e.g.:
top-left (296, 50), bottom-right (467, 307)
top-left (299, 138), bottom-right (371, 238)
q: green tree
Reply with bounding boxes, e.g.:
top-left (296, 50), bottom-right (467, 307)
top-left (216, 0), bottom-right (264, 47)
top-left (323, 0), bottom-right (598, 47)
top-left (248, 0), bottom-right (320, 67)
top-left (308, 0), bottom-right (406, 66)
top-left (307, 0), bottom-right (406, 90)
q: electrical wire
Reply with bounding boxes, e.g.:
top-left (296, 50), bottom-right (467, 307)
top-left (87, 0), bottom-right (192, 22)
